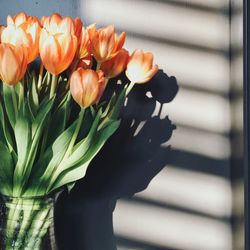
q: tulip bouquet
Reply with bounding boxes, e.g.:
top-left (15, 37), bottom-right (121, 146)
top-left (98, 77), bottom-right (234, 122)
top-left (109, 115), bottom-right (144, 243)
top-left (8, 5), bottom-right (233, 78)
top-left (0, 12), bottom-right (158, 249)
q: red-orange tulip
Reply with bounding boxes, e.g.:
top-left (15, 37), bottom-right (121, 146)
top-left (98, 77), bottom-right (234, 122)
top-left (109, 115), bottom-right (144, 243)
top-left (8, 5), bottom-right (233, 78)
top-left (101, 48), bottom-right (129, 78)
top-left (70, 68), bottom-right (105, 108)
top-left (1, 12), bottom-right (41, 63)
top-left (126, 49), bottom-right (158, 84)
top-left (0, 44), bottom-right (28, 85)
top-left (39, 13), bottom-right (80, 75)
top-left (91, 25), bottom-right (126, 63)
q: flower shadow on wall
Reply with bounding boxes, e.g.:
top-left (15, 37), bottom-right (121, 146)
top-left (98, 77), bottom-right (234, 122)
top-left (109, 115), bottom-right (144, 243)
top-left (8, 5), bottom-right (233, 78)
top-left (55, 69), bottom-right (178, 250)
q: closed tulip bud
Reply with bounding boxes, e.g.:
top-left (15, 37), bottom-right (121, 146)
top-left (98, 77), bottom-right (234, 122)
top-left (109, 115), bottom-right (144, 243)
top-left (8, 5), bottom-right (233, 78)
top-left (70, 68), bottom-right (105, 108)
top-left (91, 24), bottom-right (126, 63)
top-left (0, 44), bottom-right (28, 85)
top-left (39, 13), bottom-right (80, 75)
top-left (126, 49), bottom-right (158, 84)
top-left (101, 48), bottom-right (129, 78)
top-left (1, 12), bottom-right (41, 63)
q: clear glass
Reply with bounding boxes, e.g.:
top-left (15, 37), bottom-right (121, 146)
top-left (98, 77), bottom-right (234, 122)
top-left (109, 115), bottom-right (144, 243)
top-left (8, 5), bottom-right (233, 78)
top-left (0, 195), bottom-right (57, 250)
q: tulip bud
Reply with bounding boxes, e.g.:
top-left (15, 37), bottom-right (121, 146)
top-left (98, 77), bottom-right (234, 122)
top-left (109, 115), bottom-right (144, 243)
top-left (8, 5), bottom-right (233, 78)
top-left (126, 49), bottom-right (158, 84)
top-left (0, 44), bottom-right (28, 85)
top-left (101, 49), bottom-right (129, 78)
top-left (1, 12), bottom-right (41, 63)
top-left (70, 68), bottom-right (105, 108)
top-left (39, 13), bottom-right (80, 75)
top-left (91, 24), bottom-right (126, 63)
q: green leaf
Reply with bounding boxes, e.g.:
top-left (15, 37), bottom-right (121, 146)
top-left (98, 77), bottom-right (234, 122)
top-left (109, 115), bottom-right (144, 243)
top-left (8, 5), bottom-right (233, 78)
top-left (110, 88), bottom-right (126, 120)
top-left (31, 97), bottom-right (53, 138)
top-left (14, 101), bottom-right (31, 170)
top-left (3, 84), bottom-right (16, 128)
top-left (47, 92), bottom-right (71, 146)
top-left (99, 89), bottom-right (125, 129)
top-left (101, 92), bottom-right (116, 118)
top-left (49, 119), bottom-right (120, 192)
top-left (28, 73), bottom-right (39, 117)
top-left (60, 108), bottom-right (102, 169)
top-left (34, 120), bottom-right (78, 195)
top-left (66, 182), bottom-right (76, 193)
top-left (0, 101), bottom-right (16, 157)
top-left (13, 101), bottom-right (31, 195)
top-left (13, 97), bottom-right (55, 196)
top-left (0, 141), bottom-right (14, 195)
top-left (22, 97), bottom-right (55, 185)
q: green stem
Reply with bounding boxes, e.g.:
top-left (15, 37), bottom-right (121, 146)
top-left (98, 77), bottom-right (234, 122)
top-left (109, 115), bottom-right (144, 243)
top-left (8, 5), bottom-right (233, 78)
top-left (11, 85), bottom-right (18, 117)
top-left (64, 108), bottom-right (85, 159)
top-left (5, 199), bottom-right (22, 249)
top-left (37, 63), bottom-right (44, 90)
top-left (49, 74), bottom-right (58, 99)
top-left (96, 61), bottom-right (101, 70)
top-left (40, 119), bottom-right (50, 157)
top-left (18, 80), bottom-right (24, 108)
top-left (25, 207), bottom-right (52, 249)
top-left (4, 198), bottom-right (54, 250)
top-left (125, 81), bottom-right (135, 96)
top-left (46, 108), bottom-right (85, 193)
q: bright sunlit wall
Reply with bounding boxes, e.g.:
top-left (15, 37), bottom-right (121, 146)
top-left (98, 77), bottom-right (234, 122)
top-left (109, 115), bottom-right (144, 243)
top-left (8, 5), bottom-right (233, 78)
top-left (81, 0), bottom-right (238, 250)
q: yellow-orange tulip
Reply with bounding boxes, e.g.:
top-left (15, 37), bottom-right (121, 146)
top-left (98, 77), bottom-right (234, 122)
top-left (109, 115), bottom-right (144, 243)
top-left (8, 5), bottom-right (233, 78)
top-left (1, 12), bottom-right (41, 63)
top-left (126, 49), bottom-right (158, 84)
top-left (39, 13), bottom-right (80, 75)
top-left (70, 68), bottom-right (105, 108)
top-left (91, 25), bottom-right (126, 63)
top-left (101, 48), bottom-right (129, 78)
top-left (0, 44), bottom-right (27, 85)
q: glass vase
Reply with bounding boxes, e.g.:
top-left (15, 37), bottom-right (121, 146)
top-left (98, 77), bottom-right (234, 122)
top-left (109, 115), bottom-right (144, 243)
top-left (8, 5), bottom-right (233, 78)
top-left (0, 194), bottom-right (57, 250)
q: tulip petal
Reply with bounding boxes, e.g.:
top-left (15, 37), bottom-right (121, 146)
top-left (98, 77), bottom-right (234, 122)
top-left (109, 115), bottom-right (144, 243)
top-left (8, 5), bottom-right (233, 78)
top-left (0, 44), bottom-right (27, 85)
top-left (55, 33), bottom-right (78, 73)
top-left (14, 12), bottom-right (27, 26)
top-left (115, 31), bottom-right (126, 51)
top-left (40, 35), bottom-right (61, 74)
top-left (7, 15), bottom-right (14, 26)
top-left (59, 17), bottom-right (75, 35)
top-left (70, 68), bottom-right (103, 108)
top-left (70, 70), bottom-right (84, 107)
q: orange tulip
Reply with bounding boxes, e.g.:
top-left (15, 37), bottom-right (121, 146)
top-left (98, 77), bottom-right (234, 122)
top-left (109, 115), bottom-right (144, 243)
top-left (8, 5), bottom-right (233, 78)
top-left (1, 12), bottom-right (41, 63)
top-left (39, 13), bottom-right (81, 75)
top-left (78, 55), bottom-right (93, 70)
top-left (91, 25), bottom-right (126, 63)
top-left (101, 48), bottom-right (129, 78)
top-left (70, 68), bottom-right (105, 108)
top-left (87, 23), bottom-right (96, 42)
top-left (126, 49), bottom-right (158, 84)
top-left (79, 26), bottom-right (91, 59)
top-left (0, 26), bottom-right (4, 41)
top-left (0, 44), bottom-right (27, 85)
